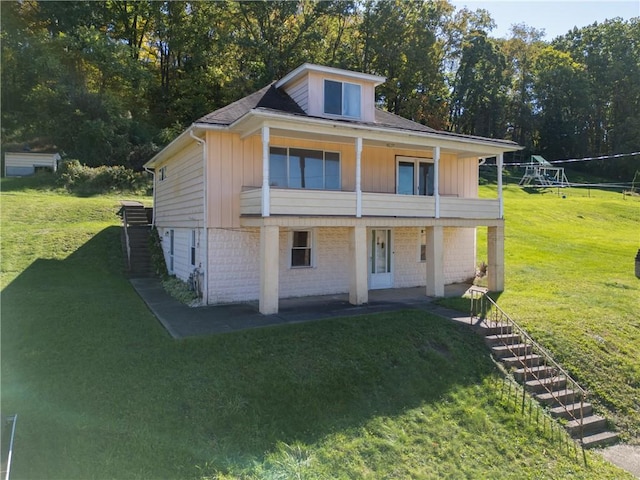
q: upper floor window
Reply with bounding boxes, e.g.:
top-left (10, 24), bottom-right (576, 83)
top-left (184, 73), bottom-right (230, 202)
top-left (270, 147), bottom-right (340, 190)
top-left (397, 157), bottom-right (434, 196)
top-left (324, 79), bottom-right (361, 118)
top-left (159, 166), bottom-right (167, 181)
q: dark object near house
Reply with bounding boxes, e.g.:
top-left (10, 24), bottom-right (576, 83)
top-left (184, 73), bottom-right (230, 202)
top-left (635, 249), bottom-right (640, 279)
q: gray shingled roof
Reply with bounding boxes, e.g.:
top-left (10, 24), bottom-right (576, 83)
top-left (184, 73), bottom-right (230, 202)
top-left (196, 84), bottom-right (305, 125)
top-left (195, 82), bottom-right (517, 146)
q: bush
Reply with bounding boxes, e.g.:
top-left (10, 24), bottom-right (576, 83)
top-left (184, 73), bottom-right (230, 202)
top-left (57, 159), bottom-right (152, 195)
top-left (148, 227), bottom-right (169, 280)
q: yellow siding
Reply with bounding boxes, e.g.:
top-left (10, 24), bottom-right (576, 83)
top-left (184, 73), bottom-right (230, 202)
top-left (207, 131), bottom-right (482, 228)
top-left (155, 142), bottom-right (204, 228)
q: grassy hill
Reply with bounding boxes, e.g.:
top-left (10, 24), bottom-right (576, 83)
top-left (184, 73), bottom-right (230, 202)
top-left (1, 177), bottom-right (637, 479)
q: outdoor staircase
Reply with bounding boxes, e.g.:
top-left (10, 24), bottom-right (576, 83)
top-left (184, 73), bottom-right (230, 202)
top-left (469, 287), bottom-right (619, 450)
top-left (118, 201), bottom-right (154, 277)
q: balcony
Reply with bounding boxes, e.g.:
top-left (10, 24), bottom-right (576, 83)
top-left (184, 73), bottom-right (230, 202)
top-left (240, 187), bottom-right (500, 220)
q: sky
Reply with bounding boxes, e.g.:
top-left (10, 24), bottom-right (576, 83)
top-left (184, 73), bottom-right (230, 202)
top-left (449, 0), bottom-right (640, 40)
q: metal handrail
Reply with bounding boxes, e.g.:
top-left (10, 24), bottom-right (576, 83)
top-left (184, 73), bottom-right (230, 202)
top-left (122, 210), bottom-right (132, 268)
top-left (469, 287), bottom-right (587, 444)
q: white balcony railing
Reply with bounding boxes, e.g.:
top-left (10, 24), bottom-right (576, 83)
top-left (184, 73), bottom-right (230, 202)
top-left (240, 187), bottom-right (500, 219)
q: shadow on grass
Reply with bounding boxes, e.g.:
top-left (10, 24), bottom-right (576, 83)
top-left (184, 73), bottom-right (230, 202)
top-left (1, 227), bottom-right (498, 479)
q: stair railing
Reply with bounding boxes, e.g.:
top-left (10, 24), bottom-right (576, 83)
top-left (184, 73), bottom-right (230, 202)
top-left (122, 209), bottom-right (132, 269)
top-left (469, 286), bottom-right (587, 445)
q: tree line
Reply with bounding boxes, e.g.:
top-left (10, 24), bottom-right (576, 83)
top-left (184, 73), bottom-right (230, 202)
top-left (2, 1), bottom-right (638, 179)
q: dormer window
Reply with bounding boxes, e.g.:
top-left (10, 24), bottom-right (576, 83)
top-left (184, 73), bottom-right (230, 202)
top-left (324, 79), bottom-right (361, 118)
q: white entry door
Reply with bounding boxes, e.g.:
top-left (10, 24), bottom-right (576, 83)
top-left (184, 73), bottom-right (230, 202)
top-left (369, 229), bottom-right (393, 289)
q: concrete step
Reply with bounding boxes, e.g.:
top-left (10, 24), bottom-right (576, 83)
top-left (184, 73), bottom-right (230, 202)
top-left (476, 322), bottom-right (513, 336)
top-left (566, 414), bottom-right (607, 437)
top-left (549, 402), bottom-right (593, 421)
top-left (502, 354), bottom-right (543, 369)
top-left (485, 333), bottom-right (521, 347)
top-left (492, 343), bottom-right (533, 359)
top-left (525, 376), bottom-right (567, 394)
top-left (536, 388), bottom-right (582, 407)
top-left (581, 431), bottom-right (619, 449)
top-left (513, 365), bottom-right (557, 382)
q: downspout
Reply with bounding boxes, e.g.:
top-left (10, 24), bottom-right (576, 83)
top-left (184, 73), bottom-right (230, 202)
top-left (434, 146), bottom-right (441, 218)
top-left (497, 153), bottom-right (504, 219)
top-left (189, 128), bottom-right (209, 305)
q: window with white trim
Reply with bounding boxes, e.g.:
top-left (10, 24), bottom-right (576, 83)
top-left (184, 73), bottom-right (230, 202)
top-left (419, 228), bottom-right (427, 262)
top-left (290, 230), bottom-right (314, 268)
top-left (168, 229), bottom-right (175, 272)
top-left (190, 230), bottom-right (196, 266)
top-left (324, 79), bottom-right (361, 118)
top-left (397, 156), bottom-right (434, 196)
top-left (270, 147), bottom-right (340, 190)
top-left (159, 166), bottom-right (167, 181)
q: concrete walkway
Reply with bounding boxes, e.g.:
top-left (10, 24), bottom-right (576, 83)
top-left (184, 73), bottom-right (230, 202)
top-left (130, 277), bottom-right (471, 338)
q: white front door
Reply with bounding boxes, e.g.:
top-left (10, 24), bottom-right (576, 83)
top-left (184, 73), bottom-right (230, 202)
top-left (369, 229), bottom-right (393, 289)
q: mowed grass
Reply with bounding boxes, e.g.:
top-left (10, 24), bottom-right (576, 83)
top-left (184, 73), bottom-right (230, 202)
top-left (0, 177), bottom-right (635, 479)
top-left (472, 183), bottom-right (640, 440)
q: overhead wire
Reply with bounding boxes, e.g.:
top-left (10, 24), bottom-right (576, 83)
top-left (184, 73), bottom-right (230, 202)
top-left (481, 151), bottom-right (640, 167)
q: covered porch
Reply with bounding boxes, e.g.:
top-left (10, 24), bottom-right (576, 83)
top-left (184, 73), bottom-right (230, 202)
top-left (241, 216), bottom-right (505, 315)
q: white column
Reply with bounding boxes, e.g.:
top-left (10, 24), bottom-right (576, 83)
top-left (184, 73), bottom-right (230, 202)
top-left (497, 152), bottom-right (504, 219)
top-left (434, 146), bottom-right (441, 218)
top-left (425, 226), bottom-right (444, 297)
top-left (355, 137), bottom-right (363, 218)
top-left (261, 126), bottom-right (270, 217)
top-left (349, 225), bottom-right (368, 305)
top-left (259, 225), bottom-right (279, 314)
top-left (487, 225), bottom-right (505, 292)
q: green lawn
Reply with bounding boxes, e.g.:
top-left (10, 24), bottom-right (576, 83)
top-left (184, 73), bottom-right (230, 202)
top-left (473, 182), bottom-right (640, 440)
top-left (1, 177), bottom-right (637, 479)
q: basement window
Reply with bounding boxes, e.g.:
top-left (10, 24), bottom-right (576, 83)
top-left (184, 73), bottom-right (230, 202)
top-left (190, 230), bottom-right (196, 266)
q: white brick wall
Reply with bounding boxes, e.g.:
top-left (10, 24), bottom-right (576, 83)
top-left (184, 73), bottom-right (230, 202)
top-left (208, 228), bottom-right (261, 303)
top-left (206, 226), bottom-right (351, 304)
top-left (205, 225), bottom-right (476, 305)
top-left (393, 227), bottom-right (425, 288)
top-left (443, 227), bottom-right (476, 284)
top-left (279, 227), bottom-right (350, 298)
top-left (393, 227), bottom-right (476, 288)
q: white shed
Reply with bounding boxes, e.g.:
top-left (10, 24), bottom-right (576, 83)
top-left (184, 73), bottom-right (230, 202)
top-left (4, 152), bottom-right (61, 177)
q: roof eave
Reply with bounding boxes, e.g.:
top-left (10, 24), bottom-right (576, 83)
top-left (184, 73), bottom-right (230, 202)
top-left (276, 63), bottom-right (386, 89)
top-left (229, 109), bottom-right (522, 153)
top-left (144, 126), bottom-right (206, 168)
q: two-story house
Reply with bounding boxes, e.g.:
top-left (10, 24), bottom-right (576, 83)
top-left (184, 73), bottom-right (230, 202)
top-left (144, 64), bottom-right (521, 314)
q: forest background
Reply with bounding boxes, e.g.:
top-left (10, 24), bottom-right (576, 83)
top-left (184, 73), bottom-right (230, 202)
top-left (1, 0), bottom-right (638, 180)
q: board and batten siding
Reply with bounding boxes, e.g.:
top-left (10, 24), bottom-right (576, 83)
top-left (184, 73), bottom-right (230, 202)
top-left (155, 142), bottom-right (204, 228)
top-left (207, 130), bottom-right (481, 228)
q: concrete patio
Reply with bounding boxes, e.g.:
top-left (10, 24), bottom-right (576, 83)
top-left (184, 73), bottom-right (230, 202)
top-left (130, 278), bottom-right (472, 339)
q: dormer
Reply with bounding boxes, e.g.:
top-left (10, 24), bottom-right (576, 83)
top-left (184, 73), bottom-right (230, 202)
top-left (275, 63), bottom-right (386, 123)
